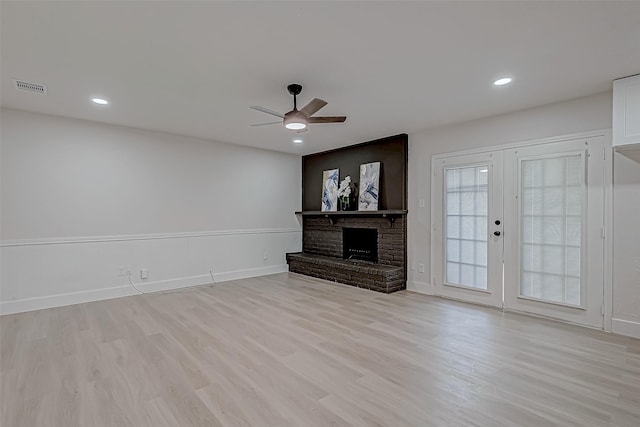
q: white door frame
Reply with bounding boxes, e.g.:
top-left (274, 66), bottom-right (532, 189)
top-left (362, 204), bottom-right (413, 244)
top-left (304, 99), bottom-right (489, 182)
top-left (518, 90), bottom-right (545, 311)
top-left (430, 129), bottom-right (613, 330)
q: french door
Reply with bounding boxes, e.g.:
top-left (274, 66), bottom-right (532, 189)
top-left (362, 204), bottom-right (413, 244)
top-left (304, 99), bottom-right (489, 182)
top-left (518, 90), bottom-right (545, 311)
top-left (432, 151), bottom-right (504, 308)
top-left (432, 136), bottom-right (605, 328)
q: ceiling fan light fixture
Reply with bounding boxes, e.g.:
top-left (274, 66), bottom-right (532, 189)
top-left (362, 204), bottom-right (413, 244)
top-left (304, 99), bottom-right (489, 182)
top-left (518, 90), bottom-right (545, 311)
top-left (285, 122), bottom-right (307, 130)
top-left (284, 111), bottom-right (307, 130)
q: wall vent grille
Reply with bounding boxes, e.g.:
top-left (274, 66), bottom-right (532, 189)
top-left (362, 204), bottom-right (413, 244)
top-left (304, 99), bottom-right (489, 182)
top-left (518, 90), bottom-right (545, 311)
top-left (14, 80), bottom-right (47, 95)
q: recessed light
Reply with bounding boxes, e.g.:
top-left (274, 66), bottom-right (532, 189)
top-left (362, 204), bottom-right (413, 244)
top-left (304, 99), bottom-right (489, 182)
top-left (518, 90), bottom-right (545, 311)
top-left (293, 139), bottom-right (303, 144)
top-left (91, 98), bottom-right (109, 105)
top-left (493, 77), bottom-right (512, 86)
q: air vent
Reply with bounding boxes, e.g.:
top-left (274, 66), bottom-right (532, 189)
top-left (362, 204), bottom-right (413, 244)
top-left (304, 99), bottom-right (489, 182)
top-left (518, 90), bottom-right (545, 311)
top-left (14, 80), bottom-right (47, 95)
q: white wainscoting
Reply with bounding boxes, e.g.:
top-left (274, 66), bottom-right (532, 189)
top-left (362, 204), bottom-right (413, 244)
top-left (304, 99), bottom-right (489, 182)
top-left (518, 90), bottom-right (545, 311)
top-left (0, 228), bottom-right (301, 315)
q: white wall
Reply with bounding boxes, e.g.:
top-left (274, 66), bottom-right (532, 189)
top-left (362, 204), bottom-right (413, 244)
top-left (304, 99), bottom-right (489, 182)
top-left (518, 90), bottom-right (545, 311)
top-left (612, 152), bottom-right (640, 337)
top-left (0, 108), bottom-right (302, 314)
top-left (407, 91), bottom-right (640, 338)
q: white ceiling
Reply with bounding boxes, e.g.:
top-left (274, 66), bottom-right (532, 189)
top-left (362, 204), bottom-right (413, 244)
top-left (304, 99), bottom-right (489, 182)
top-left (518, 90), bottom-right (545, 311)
top-left (2, 1), bottom-right (639, 155)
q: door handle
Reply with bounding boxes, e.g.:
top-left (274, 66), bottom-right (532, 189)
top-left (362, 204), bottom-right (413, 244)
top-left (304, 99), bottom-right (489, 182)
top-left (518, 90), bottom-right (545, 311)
top-left (493, 231), bottom-right (501, 236)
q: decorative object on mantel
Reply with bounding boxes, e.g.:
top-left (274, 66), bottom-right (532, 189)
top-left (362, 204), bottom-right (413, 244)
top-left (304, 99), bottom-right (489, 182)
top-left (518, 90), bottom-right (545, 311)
top-left (337, 175), bottom-right (352, 211)
top-left (321, 169), bottom-right (339, 212)
top-left (358, 162), bottom-right (380, 211)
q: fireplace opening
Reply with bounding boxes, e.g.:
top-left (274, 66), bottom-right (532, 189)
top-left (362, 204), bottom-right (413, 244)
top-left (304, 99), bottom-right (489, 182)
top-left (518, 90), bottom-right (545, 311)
top-left (343, 228), bottom-right (378, 263)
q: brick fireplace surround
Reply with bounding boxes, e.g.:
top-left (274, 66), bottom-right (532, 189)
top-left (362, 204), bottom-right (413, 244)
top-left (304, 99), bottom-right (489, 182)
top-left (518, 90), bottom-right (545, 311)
top-left (286, 214), bottom-right (406, 293)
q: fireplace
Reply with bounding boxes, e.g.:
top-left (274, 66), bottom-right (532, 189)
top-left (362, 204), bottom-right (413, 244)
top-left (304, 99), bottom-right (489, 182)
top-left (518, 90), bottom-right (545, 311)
top-left (288, 215), bottom-right (406, 293)
top-left (343, 228), bottom-right (378, 263)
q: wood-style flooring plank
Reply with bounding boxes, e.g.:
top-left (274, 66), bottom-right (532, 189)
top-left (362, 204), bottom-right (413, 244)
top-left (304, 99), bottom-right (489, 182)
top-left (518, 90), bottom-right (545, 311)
top-left (2, 272), bottom-right (640, 426)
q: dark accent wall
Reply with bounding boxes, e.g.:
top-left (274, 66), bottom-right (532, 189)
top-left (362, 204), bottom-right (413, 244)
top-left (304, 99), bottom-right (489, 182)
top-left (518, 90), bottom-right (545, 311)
top-left (302, 134), bottom-right (408, 211)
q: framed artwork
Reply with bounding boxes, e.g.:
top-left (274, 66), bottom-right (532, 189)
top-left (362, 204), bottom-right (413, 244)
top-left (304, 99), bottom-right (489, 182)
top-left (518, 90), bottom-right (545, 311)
top-left (358, 162), bottom-right (380, 211)
top-left (321, 169), bottom-right (339, 212)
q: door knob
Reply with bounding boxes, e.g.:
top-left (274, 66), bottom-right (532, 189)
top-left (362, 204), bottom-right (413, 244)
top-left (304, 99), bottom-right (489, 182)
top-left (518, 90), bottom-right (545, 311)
top-left (493, 231), bottom-right (501, 236)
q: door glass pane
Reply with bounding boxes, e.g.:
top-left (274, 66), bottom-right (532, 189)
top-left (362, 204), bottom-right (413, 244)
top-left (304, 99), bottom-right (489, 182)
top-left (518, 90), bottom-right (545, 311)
top-left (445, 166), bottom-right (488, 289)
top-left (520, 155), bottom-right (582, 305)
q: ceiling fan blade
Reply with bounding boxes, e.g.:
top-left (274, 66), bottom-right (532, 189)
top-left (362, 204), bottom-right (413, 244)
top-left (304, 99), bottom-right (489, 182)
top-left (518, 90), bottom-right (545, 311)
top-left (250, 121), bottom-right (281, 126)
top-left (308, 116), bottom-right (347, 124)
top-left (250, 106), bottom-right (285, 118)
top-left (299, 98), bottom-right (327, 117)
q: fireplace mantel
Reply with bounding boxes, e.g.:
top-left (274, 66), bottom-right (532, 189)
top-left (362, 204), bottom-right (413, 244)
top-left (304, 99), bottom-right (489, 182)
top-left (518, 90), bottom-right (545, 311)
top-left (295, 210), bottom-right (407, 225)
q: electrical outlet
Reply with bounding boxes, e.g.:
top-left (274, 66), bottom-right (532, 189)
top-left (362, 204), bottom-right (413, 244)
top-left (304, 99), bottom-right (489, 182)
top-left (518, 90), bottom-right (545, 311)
top-left (140, 268), bottom-right (149, 280)
top-left (418, 263), bottom-right (425, 273)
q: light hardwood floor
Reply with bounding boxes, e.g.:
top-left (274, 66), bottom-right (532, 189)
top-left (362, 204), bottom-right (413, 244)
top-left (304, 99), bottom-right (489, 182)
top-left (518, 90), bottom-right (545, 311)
top-left (1, 272), bottom-right (639, 426)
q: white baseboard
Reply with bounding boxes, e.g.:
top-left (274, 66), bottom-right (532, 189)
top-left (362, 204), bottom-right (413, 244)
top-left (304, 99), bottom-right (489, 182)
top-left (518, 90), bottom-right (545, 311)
top-left (133, 274), bottom-right (213, 293)
top-left (407, 280), bottom-right (434, 295)
top-left (611, 318), bottom-right (640, 339)
top-left (0, 285), bottom-right (137, 315)
top-left (0, 264), bottom-right (289, 315)
top-left (213, 264), bottom-right (289, 283)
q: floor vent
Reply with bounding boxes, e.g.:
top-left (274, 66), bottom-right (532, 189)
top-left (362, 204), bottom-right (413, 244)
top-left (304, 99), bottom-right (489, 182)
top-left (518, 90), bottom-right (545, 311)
top-left (14, 80), bottom-right (47, 95)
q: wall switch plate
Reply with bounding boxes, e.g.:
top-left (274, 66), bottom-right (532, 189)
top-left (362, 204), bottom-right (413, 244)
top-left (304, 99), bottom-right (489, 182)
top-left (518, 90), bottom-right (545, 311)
top-left (418, 263), bottom-right (425, 273)
top-left (140, 268), bottom-right (149, 280)
top-left (419, 199), bottom-right (426, 208)
top-left (263, 252), bottom-right (268, 260)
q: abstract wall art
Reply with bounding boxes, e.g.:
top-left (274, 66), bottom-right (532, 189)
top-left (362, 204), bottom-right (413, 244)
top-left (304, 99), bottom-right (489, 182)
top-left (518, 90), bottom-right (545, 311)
top-left (321, 168), bottom-right (339, 212)
top-left (358, 162), bottom-right (380, 211)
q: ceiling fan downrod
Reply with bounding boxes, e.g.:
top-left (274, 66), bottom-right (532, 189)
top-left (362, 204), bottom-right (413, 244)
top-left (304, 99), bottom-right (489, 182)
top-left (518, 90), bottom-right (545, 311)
top-left (287, 84), bottom-right (302, 111)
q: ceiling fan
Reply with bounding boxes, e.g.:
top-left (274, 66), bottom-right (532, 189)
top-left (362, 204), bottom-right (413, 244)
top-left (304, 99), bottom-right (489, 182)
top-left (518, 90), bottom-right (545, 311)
top-left (250, 84), bottom-right (346, 132)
